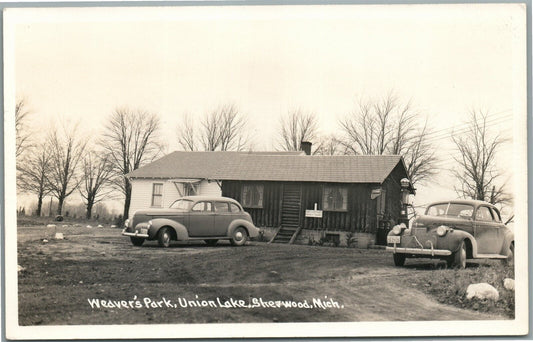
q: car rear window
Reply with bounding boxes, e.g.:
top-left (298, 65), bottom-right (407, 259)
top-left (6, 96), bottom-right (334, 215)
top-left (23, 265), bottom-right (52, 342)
top-left (229, 203), bottom-right (241, 213)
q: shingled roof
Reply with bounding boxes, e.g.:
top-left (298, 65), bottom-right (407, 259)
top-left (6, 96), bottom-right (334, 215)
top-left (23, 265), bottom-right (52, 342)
top-left (127, 151), bottom-right (405, 184)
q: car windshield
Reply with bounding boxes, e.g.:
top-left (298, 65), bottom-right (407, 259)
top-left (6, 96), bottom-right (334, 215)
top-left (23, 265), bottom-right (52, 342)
top-left (426, 203), bottom-right (474, 218)
top-left (169, 199), bottom-right (194, 211)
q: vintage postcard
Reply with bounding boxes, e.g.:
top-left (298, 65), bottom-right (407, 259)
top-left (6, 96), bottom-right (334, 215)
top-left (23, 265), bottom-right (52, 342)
top-left (3, 3), bottom-right (528, 339)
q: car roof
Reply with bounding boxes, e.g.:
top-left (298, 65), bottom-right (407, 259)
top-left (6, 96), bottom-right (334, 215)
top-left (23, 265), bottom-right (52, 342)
top-left (428, 199), bottom-right (498, 209)
top-left (180, 196), bottom-right (240, 204)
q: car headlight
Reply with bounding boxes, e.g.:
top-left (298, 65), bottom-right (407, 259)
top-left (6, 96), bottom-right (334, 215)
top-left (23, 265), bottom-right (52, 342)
top-left (392, 223), bottom-right (406, 235)
top-left (148, 220), bottom-right (153, 228)
top-left (436, 225), bottom-right (448, 237)
top-left (124, 219), bottom-right (130, 228)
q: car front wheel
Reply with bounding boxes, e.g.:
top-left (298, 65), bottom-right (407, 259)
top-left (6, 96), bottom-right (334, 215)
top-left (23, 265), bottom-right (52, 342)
top-left (130, 237), bottom-right (145, 246)
top-left (448, 241), bottom-right (467, 269)
top-left (393, 253), bottom-right (406, 266)
top-left (230, 227), bottom-right (248, 246)
top-left (158, 227), bottom-right (171, 248)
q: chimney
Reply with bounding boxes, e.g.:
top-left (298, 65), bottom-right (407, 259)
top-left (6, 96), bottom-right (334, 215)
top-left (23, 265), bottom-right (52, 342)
top-left (300, 141), bottom-right (312, 155)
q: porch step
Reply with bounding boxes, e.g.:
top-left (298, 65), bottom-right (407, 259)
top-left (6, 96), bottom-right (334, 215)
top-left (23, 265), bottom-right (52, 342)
top-left (270, 226), bottom-right (302, 244)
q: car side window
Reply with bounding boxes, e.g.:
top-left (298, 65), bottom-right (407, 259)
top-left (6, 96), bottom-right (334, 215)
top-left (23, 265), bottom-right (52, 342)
top-left (475, 206), bottom-right (494, 222)
top-left (214, 202), bottom-right (230, 213)
top-left (489, 207), bottom-right (502, 222)
top-left (229, 203), bottom-right (241, 213)
top-left (191, 201), bottom-right (212, 212)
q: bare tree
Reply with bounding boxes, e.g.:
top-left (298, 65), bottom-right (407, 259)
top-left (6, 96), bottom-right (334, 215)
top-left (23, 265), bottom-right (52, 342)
top-left (177, 114), bottom-right (197, 151)
top-left (278, 109), bottom-right (319, 151)
top-left (313, 135), bottom-right (346, 156)
top-left (15, 99), bottom-right (32, 158)
top-left (46, 123), bottom-right (87, 216)
top-left (101, 108), bottom-right (162, 219)
top-left (18, 140), bottom-right (51, 216)
top-left (176, 104), bottom-right (248, 151)
top-left (218, 104), bottom-right (248, 151)
top-left (339, 93), bottom-right (436, 185)
top-left (452, 110), bottom-right (510, 205)
top-left (79, 151), bottom-right (115, 219)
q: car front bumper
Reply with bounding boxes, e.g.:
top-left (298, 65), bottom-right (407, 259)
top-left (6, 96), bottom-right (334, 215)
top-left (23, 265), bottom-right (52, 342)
top-left (385, 246), bottom-right (452, 256)
top-left (121, 228), bottom-right (149, 238)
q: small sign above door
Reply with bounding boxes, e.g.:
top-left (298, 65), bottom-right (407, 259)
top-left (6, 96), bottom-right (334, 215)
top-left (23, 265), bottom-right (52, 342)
top-left (305, 210), bottom-right (323, 218)
top-left (305, 203), bottom-right (323, 218)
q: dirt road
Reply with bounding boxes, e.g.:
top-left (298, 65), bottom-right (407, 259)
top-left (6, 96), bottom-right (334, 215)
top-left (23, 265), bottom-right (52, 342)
top-left (16, 226), bottom-right (505, 325)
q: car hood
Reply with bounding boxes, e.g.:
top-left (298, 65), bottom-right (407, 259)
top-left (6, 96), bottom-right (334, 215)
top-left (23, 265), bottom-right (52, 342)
top-left (414, 215), bottom-right (471, 228)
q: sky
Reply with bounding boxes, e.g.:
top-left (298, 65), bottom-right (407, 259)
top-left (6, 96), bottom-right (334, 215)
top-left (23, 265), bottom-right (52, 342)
top-left (6, 4), bottom-right (527, 216)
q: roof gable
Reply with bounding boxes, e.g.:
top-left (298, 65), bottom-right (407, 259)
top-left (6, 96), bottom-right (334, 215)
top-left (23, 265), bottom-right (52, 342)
top-left (127, 151), bottom-right (406, 184)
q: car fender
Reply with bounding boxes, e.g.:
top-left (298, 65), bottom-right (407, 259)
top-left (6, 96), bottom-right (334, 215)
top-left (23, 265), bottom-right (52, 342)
top-left (499, 226), bottom-right (514, 255)
top-left (446, 229), bottom-right (478, 257)
top-left (147, 218), bottom-right (189, 241)
top-left (227, 219), bottom-right (259, 238)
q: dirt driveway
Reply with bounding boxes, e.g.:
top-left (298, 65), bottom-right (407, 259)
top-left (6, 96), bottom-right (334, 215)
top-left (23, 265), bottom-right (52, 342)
top-left (16, 226), bottom-right (505, 325)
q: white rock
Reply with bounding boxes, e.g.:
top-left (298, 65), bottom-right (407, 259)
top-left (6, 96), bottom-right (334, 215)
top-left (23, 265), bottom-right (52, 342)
top-left (42, 239), bottom-right (49, 243)
top-left (111, 225), bottom-right (117, 228)
top-left (62, 225), bottom-right (69, 227)
top-left (504, 278), bottom-right (515, 291)
top-left (46, 224), bottom-right (56, 228)
top-left (97, 224), bottom-right (103, 228)
top-left (54, 232), bottom-right (64, 240)
top-left (466, 283), bottom-right (499, 301)
top-left (86, 225), bottom-right (92, 228)
top-left (17, 265), bottom-right (26, 272)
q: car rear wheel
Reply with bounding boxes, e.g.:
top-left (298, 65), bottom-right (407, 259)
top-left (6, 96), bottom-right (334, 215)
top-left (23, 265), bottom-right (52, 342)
top-left (502, 242), bottom-right (514, 265)
top-left (205, 239), bottom-right (218, 246)
top-left (130, 237), bottom-right (145, 246)
top-left (393, 253), bottom-right (406, 266)
top-left (230, 227), bottom-right (248, 246)
top-left (158, 227), bottom-right (171, 248)
top-left (448, 241), bottom-right (467, 269)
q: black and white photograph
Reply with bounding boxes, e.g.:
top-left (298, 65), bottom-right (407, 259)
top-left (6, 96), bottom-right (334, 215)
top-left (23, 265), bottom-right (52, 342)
top-left (3, 3), bottom-right (528, 339)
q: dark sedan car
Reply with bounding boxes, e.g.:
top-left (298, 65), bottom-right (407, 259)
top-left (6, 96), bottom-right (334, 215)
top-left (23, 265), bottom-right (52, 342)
top-left (122, 196), bottom-right (259, 247)
top-left (386, 199), bottom-right (514, 268)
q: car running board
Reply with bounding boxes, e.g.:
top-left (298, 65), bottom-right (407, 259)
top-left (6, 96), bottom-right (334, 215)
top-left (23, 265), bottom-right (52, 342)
top-left (475, 253), bottom-right (508, 259)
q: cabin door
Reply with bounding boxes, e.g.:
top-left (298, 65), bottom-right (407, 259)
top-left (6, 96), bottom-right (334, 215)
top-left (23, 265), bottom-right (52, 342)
top-left (281, 184), bottom-right (302, 227)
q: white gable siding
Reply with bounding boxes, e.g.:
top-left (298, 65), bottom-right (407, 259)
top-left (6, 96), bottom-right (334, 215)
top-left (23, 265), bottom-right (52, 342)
top-left (129, 179), bottom-right (222, 219)
top-left (198, 180), bottom-right (222, 197)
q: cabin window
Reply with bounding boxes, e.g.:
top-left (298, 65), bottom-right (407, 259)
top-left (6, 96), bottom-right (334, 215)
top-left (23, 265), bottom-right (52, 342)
top-left (241, 184), bottom-right (264, 208)
top-left (151, 183), bottom-right (163, 207)
top-left (322, 186), bottom-right (348, 211)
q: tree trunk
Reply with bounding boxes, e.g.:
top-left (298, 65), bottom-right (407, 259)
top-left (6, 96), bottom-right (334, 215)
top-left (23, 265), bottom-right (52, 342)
top-left (57, 197), bottom-right (64, 216)
top-left (36, 194), bottom-right (43, 217)
top-left (123, 178), bottom-right (132, 220)
top-left (86, 201), bottom-right (94, 220)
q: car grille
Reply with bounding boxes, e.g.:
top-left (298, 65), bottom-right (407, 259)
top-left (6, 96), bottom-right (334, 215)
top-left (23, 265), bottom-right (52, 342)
top-left (413, 227), bottom-right (427, 235)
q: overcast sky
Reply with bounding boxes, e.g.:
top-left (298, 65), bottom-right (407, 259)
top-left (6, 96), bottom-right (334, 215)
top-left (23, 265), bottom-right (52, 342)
top-left (7, 4), bottom-right (526, 213)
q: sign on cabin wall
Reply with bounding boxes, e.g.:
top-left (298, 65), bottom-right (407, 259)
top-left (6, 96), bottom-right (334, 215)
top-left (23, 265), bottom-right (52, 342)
top-left (305, 203), bottom-right (323, 218)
